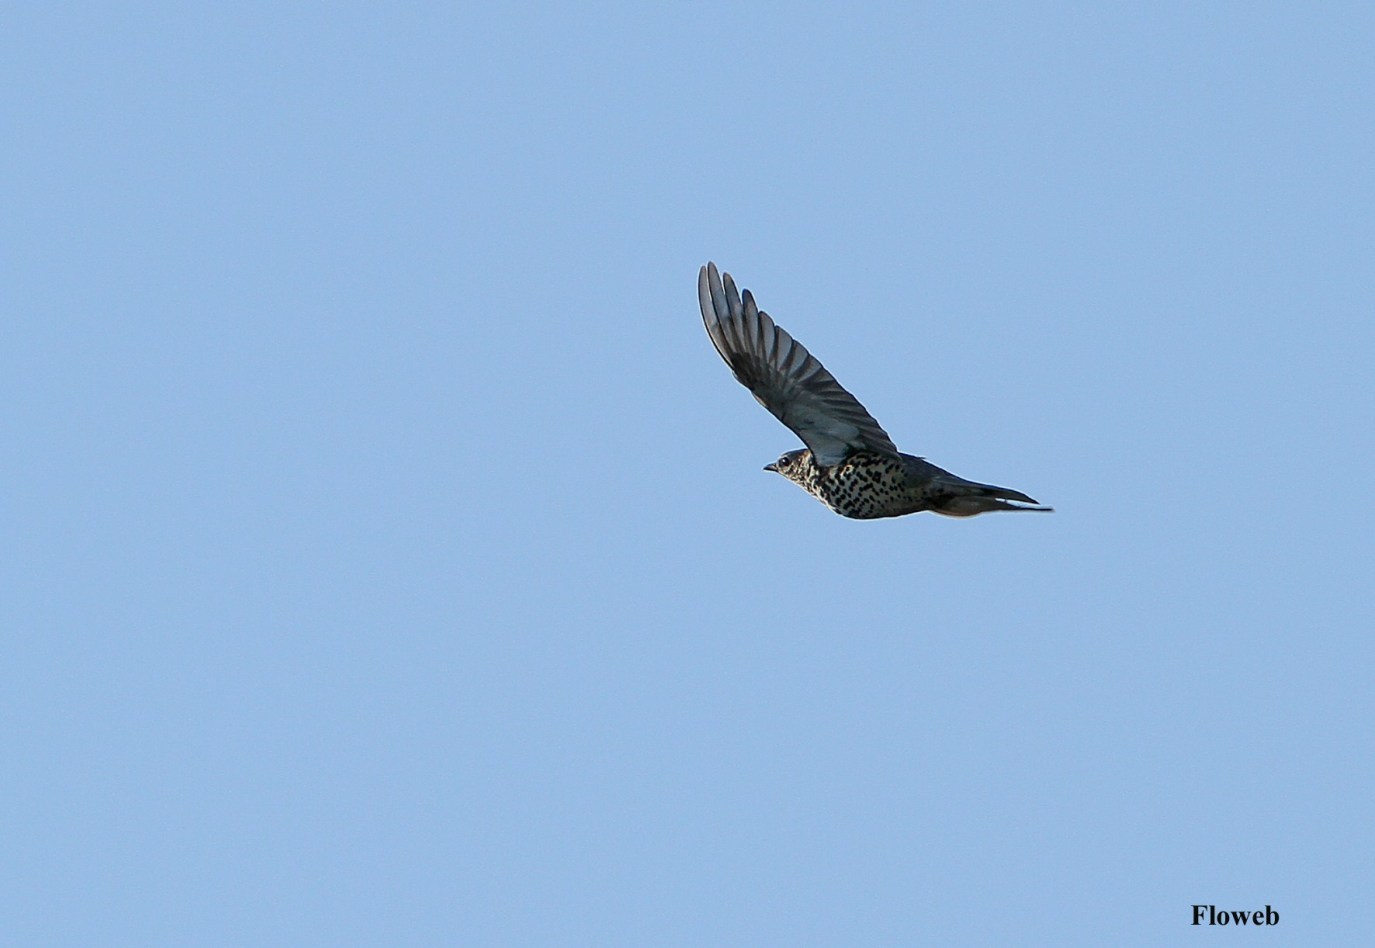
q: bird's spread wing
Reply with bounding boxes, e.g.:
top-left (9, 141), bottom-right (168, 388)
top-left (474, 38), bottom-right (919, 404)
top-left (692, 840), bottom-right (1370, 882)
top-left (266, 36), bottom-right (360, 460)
top-left (699, 262), bottom-right (899, 467)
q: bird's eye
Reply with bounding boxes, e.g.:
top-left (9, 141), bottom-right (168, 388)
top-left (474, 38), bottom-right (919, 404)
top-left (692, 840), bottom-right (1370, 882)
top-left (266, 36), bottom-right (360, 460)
top-left (777, 456), bottom-right (790, 469)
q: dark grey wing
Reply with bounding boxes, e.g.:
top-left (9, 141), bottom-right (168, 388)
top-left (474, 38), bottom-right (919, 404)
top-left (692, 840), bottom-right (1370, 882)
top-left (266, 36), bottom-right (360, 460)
top-left (699, 262), bottom-right (899, 467)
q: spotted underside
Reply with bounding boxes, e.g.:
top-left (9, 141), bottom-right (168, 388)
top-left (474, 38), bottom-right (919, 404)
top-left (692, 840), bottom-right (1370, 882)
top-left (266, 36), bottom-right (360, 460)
top-left (787, 451), bottom-right (924, 520)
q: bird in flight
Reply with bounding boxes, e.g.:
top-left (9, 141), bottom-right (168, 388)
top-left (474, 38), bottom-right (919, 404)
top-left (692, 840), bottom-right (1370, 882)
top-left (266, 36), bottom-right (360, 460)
top-left (699, 262), bottom-right (1050, 519)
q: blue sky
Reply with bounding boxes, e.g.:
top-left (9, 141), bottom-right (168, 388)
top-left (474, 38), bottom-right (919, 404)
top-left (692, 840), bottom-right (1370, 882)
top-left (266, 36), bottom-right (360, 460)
top-left (5, 3), bottom-right (1372, 944)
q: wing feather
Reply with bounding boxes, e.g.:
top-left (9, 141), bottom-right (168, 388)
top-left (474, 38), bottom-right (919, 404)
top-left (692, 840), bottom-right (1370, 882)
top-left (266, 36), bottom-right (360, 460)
top-left (698, 262), bottom-right (898, 466)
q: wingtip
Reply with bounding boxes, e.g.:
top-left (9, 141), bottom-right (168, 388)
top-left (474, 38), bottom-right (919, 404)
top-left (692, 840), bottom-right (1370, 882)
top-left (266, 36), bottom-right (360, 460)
top-left (699, 261), bottom-right (717, 287)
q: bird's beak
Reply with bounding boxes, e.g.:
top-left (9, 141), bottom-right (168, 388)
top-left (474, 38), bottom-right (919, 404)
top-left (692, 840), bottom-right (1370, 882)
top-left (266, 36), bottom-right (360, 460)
top-left (763, 462), bottom-right (778, 473)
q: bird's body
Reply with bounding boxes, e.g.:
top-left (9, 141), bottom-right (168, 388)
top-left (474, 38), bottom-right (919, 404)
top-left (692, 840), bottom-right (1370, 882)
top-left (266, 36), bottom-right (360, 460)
top-left (699, 262), bottom-right (1049, 520)
top-left (767, 448), bottom-right (1045, 519)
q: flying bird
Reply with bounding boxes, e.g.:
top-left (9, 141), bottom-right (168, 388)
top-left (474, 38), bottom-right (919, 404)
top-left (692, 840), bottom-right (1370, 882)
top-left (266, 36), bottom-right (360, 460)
top-left (699, 261), bottom-right (1050, 519)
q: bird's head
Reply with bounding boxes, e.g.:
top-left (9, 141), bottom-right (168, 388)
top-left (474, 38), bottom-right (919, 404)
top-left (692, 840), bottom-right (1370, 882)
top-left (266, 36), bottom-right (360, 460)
top-left (764, 448), bottom-right (812, 483)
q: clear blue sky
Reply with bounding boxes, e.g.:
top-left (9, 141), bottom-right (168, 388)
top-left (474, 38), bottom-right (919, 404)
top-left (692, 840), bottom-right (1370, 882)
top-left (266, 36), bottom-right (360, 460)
top-left (6, 3), bottom-right (1372, 945)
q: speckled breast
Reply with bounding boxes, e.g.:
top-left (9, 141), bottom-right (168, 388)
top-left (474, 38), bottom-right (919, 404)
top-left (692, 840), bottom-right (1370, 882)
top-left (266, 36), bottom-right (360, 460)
top-left (809, 452), bottom-right (914, 519)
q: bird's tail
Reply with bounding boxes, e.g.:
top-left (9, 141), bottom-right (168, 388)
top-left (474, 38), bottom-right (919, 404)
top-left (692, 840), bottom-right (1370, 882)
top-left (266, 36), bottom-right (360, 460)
top-left (934, 479), bottom-right (1053, 517)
